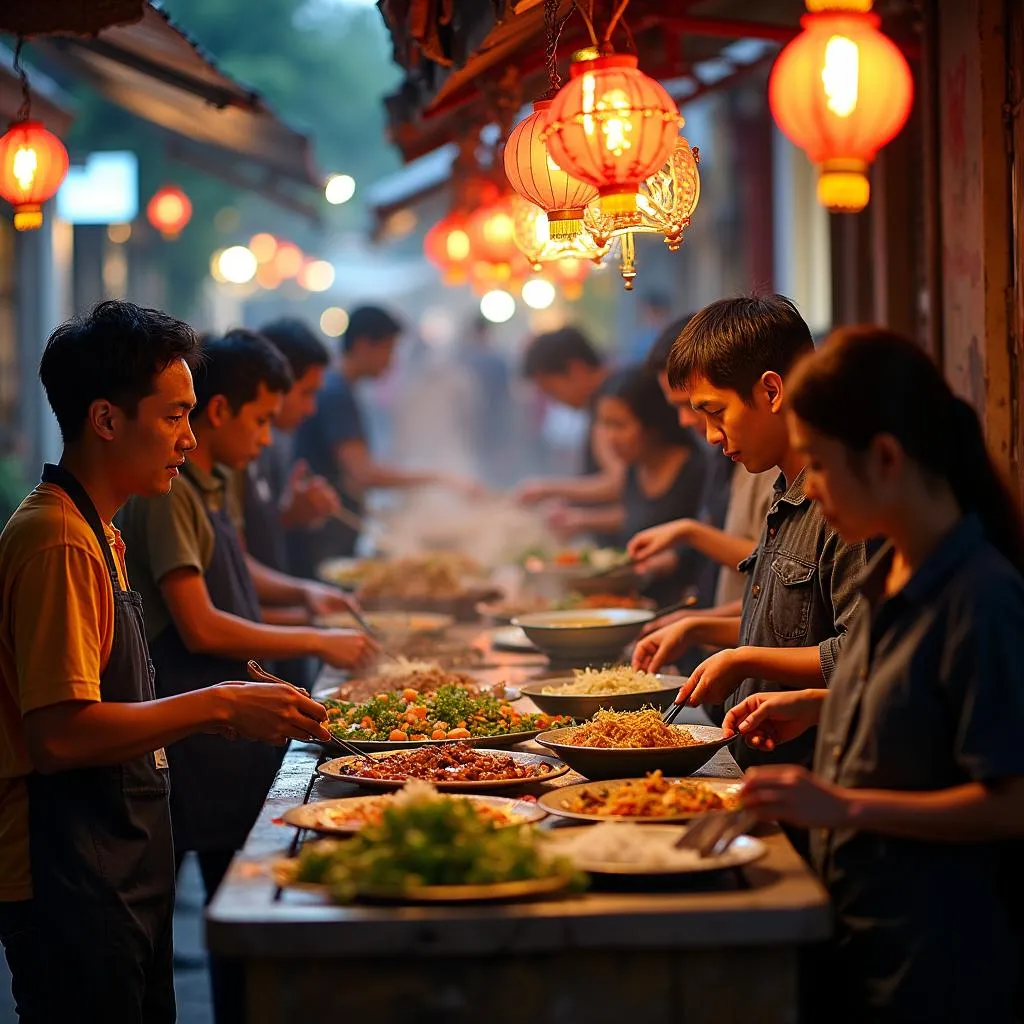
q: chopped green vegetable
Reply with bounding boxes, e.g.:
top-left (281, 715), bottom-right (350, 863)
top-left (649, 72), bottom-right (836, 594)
top-left (293, 795), bottom-right (586, 902)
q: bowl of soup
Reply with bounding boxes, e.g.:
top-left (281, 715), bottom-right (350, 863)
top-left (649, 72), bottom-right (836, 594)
top-left (511, 609), bottom-right (655, 664)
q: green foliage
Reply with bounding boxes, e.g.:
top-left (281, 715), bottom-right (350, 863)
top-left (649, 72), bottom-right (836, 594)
top-left (48, 0), bottom-right (402, 317)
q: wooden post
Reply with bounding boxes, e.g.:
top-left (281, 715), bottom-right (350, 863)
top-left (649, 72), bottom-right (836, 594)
top-left (935, 0), bottom-right (1015, 482)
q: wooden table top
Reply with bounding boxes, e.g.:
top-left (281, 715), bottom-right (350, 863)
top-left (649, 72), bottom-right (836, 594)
top-left (206, 626), bottom-right (831, 958)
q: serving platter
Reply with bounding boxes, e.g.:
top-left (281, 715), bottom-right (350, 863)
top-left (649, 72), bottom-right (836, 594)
top-left (318, 726), bottom-right (556, 753)
top-left (537, 777), bottom-right (743, 824)
top-left (317, 749), bottom-right (569, 792)
top-left (280, 793), bottom-right (547, 835)
top-left (544, 826), bottom-right (766, 876)
top-left (489, 626), bottom-right (540, 653)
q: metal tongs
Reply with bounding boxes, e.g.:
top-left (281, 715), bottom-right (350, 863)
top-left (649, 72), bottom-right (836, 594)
top-left (246, 659), bottom-right (376, 763)
top-left (674, 809), bottom-right (757, 858)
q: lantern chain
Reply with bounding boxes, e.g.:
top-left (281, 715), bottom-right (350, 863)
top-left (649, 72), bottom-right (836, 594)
top-left (12, 37), bottom-right (32, 123)
top-left (543, 0), bottom-right (574, 99)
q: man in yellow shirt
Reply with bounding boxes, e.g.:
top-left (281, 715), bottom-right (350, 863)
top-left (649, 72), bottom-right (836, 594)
top-left (0, 301), bottom-right (335, 1024)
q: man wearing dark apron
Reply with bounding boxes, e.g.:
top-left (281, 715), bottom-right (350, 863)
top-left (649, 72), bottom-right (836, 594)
top-left (0, 301), bottom-right (335, 1023)
top-left (28, 465), bottom-right (176, 1022)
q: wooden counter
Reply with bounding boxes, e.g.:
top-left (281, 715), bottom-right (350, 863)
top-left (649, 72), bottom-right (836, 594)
top-left (206, 629), bottom-right (831, 1024)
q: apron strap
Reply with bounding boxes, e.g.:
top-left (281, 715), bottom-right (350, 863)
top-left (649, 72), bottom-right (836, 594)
top-left (41, 463), bottom-right (123, 591)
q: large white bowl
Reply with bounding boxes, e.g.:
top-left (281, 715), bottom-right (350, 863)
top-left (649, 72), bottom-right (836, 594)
top-left (512, 608), bottom-right (655, 663)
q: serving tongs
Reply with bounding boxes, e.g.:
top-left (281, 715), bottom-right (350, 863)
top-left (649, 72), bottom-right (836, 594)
top-left (246, 659), bottom-right (376, 764)
top-left (674, 808), bottom-right (757, 858)
top-left (582, 557), bottom-right (641, 581)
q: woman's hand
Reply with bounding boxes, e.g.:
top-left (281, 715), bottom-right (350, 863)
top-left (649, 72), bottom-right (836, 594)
top-left (722, 689), bottom-right (827, 751)
top-left (627, 519), bottom-right (693, 563)
top-left (316, 629), bottom-right (378, 670)
top-left (301, 581), bottom-right (357, 619)
top-left (741, 765), bottom-right (851, 829)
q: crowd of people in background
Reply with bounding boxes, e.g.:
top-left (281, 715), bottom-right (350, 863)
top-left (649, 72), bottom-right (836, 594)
top-left (0, 292), bottom-right (1022, 1024)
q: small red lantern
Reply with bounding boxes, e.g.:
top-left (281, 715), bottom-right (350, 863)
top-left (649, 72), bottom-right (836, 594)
top-left (0, 120), bottom-right (69, 231)
top-left (424, 212), bottom-right (473, 285)
top-left (503, 100), bottom-right (598, 240)
top-left (466, 196), bottom-right (519, 267)
top-left (542, 50), bottom-right (682, 219)
top-left (549, 256), bottom-right (590, 301)
top-left (147, 185), bottom-right (192, 239)
top-left (768, 1), bottom-right (913, 213)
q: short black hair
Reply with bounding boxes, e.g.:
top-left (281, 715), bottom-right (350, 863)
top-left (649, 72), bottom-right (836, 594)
top-left (665, 294), bottom-right (814, 400)
top-left (39, 300), bottom-right (200, 444)
top-left (522, 326), bottom-right (602, 378)
top-left (598, 365), bottom-right (696, 449)
top-left (257, 318), bottom-right (330, 379)
top-left (342, 305), bottom-right (402, 354)
top-left (645, 314), bottom-right (695, 373)
top-left (193, 329), bottom-right (293, 417)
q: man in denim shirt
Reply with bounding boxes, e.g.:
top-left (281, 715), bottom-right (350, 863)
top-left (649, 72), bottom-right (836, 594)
top-left (634, 295), bottom-right (866, 770)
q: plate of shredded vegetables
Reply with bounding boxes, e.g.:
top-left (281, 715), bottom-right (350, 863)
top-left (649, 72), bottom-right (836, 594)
top-left (538, 771), bottom-right (742, 823)
top-left (274, 782), bottom-right (583, 902)
top-left (279, 780), bottom-right (547, 835)
top-left (322, 684), bottom-right (572, 750)
top-left (536, 711), bottom-right (734, 780)
top-left (522, 668), bottom-right (681, 718)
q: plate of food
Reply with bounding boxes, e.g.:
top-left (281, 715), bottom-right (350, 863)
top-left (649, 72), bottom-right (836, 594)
top-left (279, 781), bottom-right (547, 835)
top-left (489, 626), bottom-right (541, 654)
top-left (323, 683), bottom-right (572, 750)
top-left (543, 820), bottom-right (765, 876)
top-left (319, 659), bottom-right (506, 704)
top-left (316, 610), bottom-right (454, 638)
top-left (274, 784), bottom-right (583, 903)
top-left (521, 667), bottom-right (681, 719)
top-left (317, 742), bottom-right (569, 792)
top-left (535, 710), bottom-right (733, 780)
top-left (538, 771), bottom-right (743, 823)
top-left (479, 593), bottom-right (655, 626)
top-left (317, 557), bottom-right (377, 589)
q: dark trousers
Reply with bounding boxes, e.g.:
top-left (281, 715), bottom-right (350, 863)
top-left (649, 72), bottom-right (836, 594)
top-left (176, 848), bottom-right (245, 1024)
top-left (1, 897), bottom-right (174, 1023)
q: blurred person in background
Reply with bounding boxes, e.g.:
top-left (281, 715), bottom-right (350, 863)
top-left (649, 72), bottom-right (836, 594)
top-left (457, 315), bottom-right (514, 489)
top-left (623, 289), bottom-right (673, 363)
top-left (240, 319), bottom-right (340, 574)
top-left (550, 365), bottom-right (707, 607)
top-left (291, 305), bottom-right (480, 574)
top-left (515, 327), bottom-right (625, 539)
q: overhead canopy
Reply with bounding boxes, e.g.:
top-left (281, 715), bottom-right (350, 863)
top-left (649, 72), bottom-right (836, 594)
top-left (30, 2), bottom-right (322, 213)
top-left (377, 0), bottom-right (814, 162)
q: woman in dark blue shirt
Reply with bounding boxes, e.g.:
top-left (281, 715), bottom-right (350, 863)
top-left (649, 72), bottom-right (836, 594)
top-left (723, 327), bottom-right (1024, 1022)
top-left (556, 366), bottom-right (708, 606)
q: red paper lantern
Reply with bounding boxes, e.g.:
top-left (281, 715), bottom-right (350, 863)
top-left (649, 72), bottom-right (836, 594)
top-left (424, 212), bottom-right (473, 285)
top-left (0, 120), bottom-right (69, 230)
top-left (147, 185), bottom-right (192, 239)
top-left (503, 99), bottom-right (598, 239)
top-left (542, 51), bottom-right (682, 219)
top-left (769, 4), bottom-right (913, 212)
top-left (549, 256), bottom-right (590, 301)
top-left (466, 196), bottom-right (519, 267)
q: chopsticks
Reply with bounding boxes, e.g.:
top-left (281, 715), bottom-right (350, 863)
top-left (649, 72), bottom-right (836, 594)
top-left (327, 506), bottom-right (365, 533)
top-left (583, 558), bottom-right (640, 581)
top-left (246, 659), bottom-right (376, 763)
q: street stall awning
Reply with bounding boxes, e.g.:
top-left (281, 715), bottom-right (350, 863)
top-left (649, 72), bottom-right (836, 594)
top-left (29, 2), bottom-right (321, 212)
top-left (377, 0), bottom-right (810, 163)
